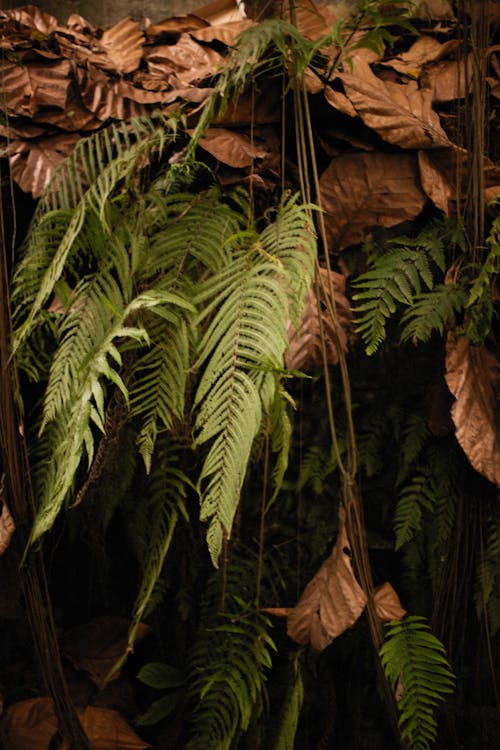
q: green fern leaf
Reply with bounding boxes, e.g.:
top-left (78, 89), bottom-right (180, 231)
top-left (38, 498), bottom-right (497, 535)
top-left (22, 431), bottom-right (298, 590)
top-left (394, 472), bottom-right (435, 550)
top-left (380, 616), bottom-right (455, 750)
top-left (400, 284), bottom-right (467, 344)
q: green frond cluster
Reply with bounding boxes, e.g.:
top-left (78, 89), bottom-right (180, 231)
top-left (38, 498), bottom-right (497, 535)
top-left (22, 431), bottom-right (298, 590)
top-left (394, 472), bottom-right (435, 550)
top-left (400, 284), bottom-right (468, 344)
top-left (475, 504), bottom-right (500, 637)
top-left (380, 616), bottom-right (455, 750)
top-left (352, 222), bottom-right (451, 355)
top-left (266, 651), bottom-right (304, 750)
top-left (193, 196), bottom-right (316, 566)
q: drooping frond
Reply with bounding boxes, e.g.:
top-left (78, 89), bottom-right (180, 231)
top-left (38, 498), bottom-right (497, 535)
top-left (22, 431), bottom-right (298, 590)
top-left (400, 284), bottom-right (467, 344)
top-left (111, 441), bottom-right (190, 678)
top-left (193, 195), bottom-right (316, 565)
top-left (396, 412), bottom-right (430, 484)
top-left (394, 471), bottom-right (435, 551)
top-left (12, 113), bottom-right (182, 346)
top-left (380, 616), bottom-right (455, 750)
top-left (267, 651), bottom-right (304, 750)
top-left (266, 382), bottom-right (294, 509)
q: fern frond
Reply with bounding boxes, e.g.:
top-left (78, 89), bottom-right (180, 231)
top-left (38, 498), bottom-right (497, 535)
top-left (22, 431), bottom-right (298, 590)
top-left (266, 382), bottom-right (294, 509)
top-left (269, 651), bottom-right (304, 750)
top-left (397, 413), bottom-right (430, 484)
top-left (380, 616), bottom-right (455, 750)
top-left (475, 504), bottom-right (500, 636)
top-left (467, 216), bottom-right (500, 307)
top-left (193, 196), bottom-right (316, 565)
top-left (394, 472), bottom-right (435, 550)
top-left (400, 284), bottom-right (467, 344)
top-left (186, 598), bottom-right (275, 750)
top-left (12, 113), bottom-right (181, 347)
top-left (352, 221), bottom-right (455, 354)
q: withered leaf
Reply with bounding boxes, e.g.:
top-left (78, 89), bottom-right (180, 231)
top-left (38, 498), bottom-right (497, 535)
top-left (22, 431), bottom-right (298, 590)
top-left (381, 35), bottom-right (459, 77)
top-left (97, 17), bottom-right (145, 75)
top-left (61, 616), bottom-right (151, 689)
top-left (340, 56), bottom-right (450, 149)
top-left (145, 15), bottom-right (209, 40)
top-left (415, 0), bottom-right (455, 19)
top-left (324, 85), bottom-right (358, 118)
top-left (60, 707), bottom-right (151, 750)
top-left (0, 6), bottom-right (58, 35)
top-left (445, 332), bottom-right (500, 487)
top-left (286, 267), bottom-right (352, 371)
top-left (8, 133), bottom-right (80, 198)
top-left (0, 59), bottom-right (72, 115)
top-left (145, 34), bottom-right (223, 85)
top-left (1, 698), bottom-right (58, 750)
top-left (287, 506), bottom-right (367, 650)
top-left (418, 148), bottom-right (455, 214)
top-left (197, 128), bottom-right (268, 168)
top-left (373, 582), bottom-right (406, 622)
top-left (423, 57), bottom-right (472, 103)
top-left (190, 20), bottom-right (254, 45)
top-left (319, 151), bottom-right (427, 251)
top-left (0, 495), bottom-right (16, 556)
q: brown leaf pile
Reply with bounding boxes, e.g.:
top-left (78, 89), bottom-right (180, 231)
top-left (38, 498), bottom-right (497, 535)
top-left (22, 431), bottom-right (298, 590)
top-left (1, 0), bottom-right (499, 228)
top-left (445, 331), bottom-right (500, 487)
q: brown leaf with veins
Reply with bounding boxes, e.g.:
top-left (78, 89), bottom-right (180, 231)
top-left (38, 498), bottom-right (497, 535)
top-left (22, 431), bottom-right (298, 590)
top-left (381, 35), bottom-right (459, 78)
top-left (145, 14), bottom-right (209, 40)
top-left (96, 17), bottom-right (145, 75)
top-left (373, 582), bottom-right (406, 621)
top-left (0, 6), bottom-right (58, 35)
top-left (319, 151), bottom-right (427, 251)
top-left (1, 699), bottom-right (151, 750)
top-left (145, 34), bottom-right (223, 86)
top-left (197, 128), bottom-right (268, 168)
top-left (61, 616), bottom-right (150, 689)
top-left (445, 332), bottom-right (500, 487)
top-left (286, 267), bottom-right (352, 371)
top-left (339, 56), bottom-right (450, 149)
top-left (0, 59), bottom-right (72, 115)
top-left (423, 57), bottom-right (472, 103)
top-left (287, 506), bottom-right (367, 650)
top-left (8, 133), bottom-right (80, 198)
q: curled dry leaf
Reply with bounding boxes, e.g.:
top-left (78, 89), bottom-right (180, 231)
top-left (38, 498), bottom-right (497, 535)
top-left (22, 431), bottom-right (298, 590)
top-left (286, 267), bottom-right (352, 371)
top-left (423, 57), bottom-right (472, 103)
top-left (0, 59), bottom-right (72, 115)
top-left (287, 506), bottom-right (367, 650)
top-left (319, 151), bottom-right (427, 251)
top-left (0, 6), bottom-right (58, 35)
top-left (339, 56), bottom-right (450, 150)
top-left (0, 498), bottom-right (16, 556)
top-left (415, 0), bottom-right (455, 19)
top-left (445, 332), bottom-right (500, 487)
top-left (190, 20), bottom-right (254, 45)
top-left (145, 14), bottom-right (209, 40)
top-left (382, 35), bottom-right (460, 78)
top-left (145, 34), bottom-right (223, 86)
top-left (96, 18), bottom-right (145, 75)
top-left (61, 616), bottom-right (151, 689)
top-left (197, 127), bottom-right (268, 168)
top-left (373, 582), bottom-right (406, 622)
top-left (8, 133), bottom-right (80, 198)
top-left (1, 699), bottom-right (151, 750)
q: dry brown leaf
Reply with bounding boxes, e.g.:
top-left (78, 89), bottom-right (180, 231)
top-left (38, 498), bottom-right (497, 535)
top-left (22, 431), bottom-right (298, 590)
top-left (445, 332), bottom-right (500, 487)
top-left (145, 35), bottom-right (223, 85)
top-left (339, 56), bottom-right (450, 149)
top-left (197, 128), bottom-right (268, 167)
top-left (381, 35), bottom-right (455, 77)
top-left (287, 506), bottom-right (367, 650)
top-left (319, 151), bottom-right (427, 251)
top-left (373, 582), bottom-right (406, 621)
top-left (97, 18), bottom-right (145, 75)
top-left (145, 15), bottom-right (209, 40)
top-left (423, 57), bottom-right (472, 103)
top-left (61, 616), bottom-right (151, 689)
top-left (415, 0), bottom-right (455, 19)
top-left (8, 134), bottom-right (80, 198)
top-left (324, 85), bottom-right (358, 118)
top-left (286, 267), bottom-right (352, 371)
top-left (0, 59), bottom-right (72, 115)
top-left (61, 707), bottom-right (151, 750)
top-left (0, 475), bottom-right (16, 555)
top-left (0, 6), bottom-right (58, 35)
top-left (418, 148), bottom-right (455, 214)
top-left (1, 698), bottom-right (58, 750)
top-left (190, 20), bottom-right (254, 45)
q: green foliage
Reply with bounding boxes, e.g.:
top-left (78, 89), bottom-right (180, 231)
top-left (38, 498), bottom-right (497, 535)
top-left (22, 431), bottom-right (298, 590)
top-left (352, 221), bottom-right (452, 354)
top-left (475, 503), bottom-right (500, 637)
top-left (380, 616), bottom-right (455, 750)
top-left (400, 284), bottom-right (468, 344)
top-left (394, 472), bottom-right (435, 550)
top-left (267, 651), bottom-right (304, 750)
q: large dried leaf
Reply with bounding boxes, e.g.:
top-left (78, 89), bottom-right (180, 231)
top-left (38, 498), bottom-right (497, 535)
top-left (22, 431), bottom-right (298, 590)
top-left (8, 134), bottom-right (80, 198)
top-left (319, 151), bottom-right (427, 251)
top-left (61, 616), bottom-right (150, 689)
top-left (0, 6), bottom-right (58, 35)
top-left (1, 698), bottom-right (59, 750)
top-left (382, 36), bottom-right (460, 78)
top-left (373, 582), bottom-right (406, 621)
top-left (415, 0), bottom-right (455, 19)
top-left (61, 707), bottom-right (151, 750)
top-left (0, 59), bottom-right (72, 115)
top-left (287, 507), bottom-right (367, 650)
top-left (286, 267), bottom-right (352, 371)
top-left (418, 148), bottom-right (456, 214)
top-left (190, 20), bottom-right (254, 45)
top-left (197, 127), bottom-right (268, 167)
top-left (145, 34), bottom-right (223, 85)
top-left (96, 18), bottom-right (145, 75)
top-left (445, 332), bottom-right (500, 487)
top-left (423, 57), bottom-right (472, 103)
top-left (339, 56), bottom-right (450, 149)
top-left (1, 699), bottom-right (151, 750)
top-left (145, 15), bottom-right (209, 40)
top-left (0, 497), bottom-right (16, 556)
